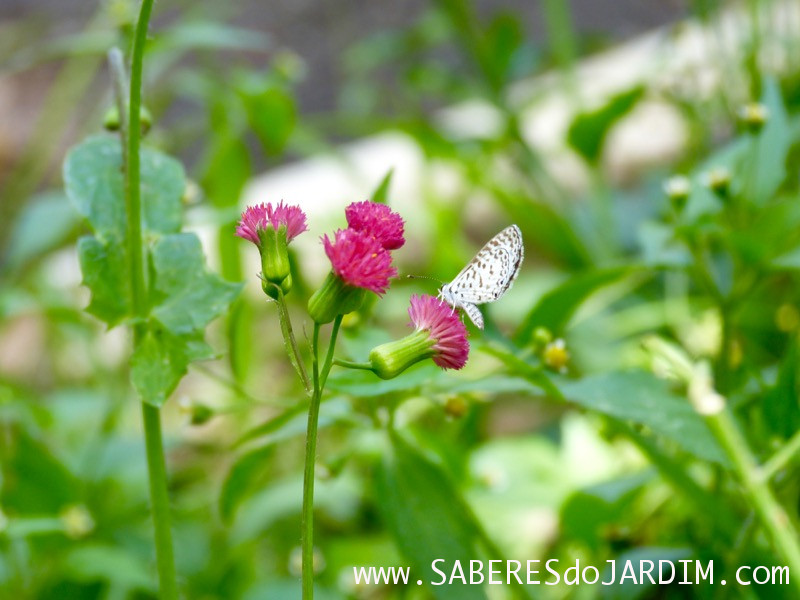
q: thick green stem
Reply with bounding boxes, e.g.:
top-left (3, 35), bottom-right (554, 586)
top-left (141, 403), bottom-right (179, 600)
top-left (275, 285), bottom-right (311, 392)
top-left (705, 408), bottom-right (800, 592)
top-left (115, 1), bottom-right (178, 597)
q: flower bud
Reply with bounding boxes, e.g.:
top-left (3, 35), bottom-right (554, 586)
top-left (738, 102), bottom-right (769, 134)
top-left (257, 224), bottom-right (291, 288)
top-left (369, 330), bottom-right (435, 379)
top-left (543, 338), bottom-right (569, 373)
top-left (703, 167), bottom-right (731, 200)
top-left (663, 175), bottom-right (691, 212)
top-left (307, 271), bottom-right (366, 324)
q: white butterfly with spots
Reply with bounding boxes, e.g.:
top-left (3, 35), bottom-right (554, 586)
top-left (438, 224), bottom-right (524, 329)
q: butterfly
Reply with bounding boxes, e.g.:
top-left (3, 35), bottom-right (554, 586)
top-left (438, 224), bottom-right (524, 329)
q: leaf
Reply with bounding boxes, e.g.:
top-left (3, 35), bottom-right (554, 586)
top-left (76, 236), bottom-right (130, 326)
top-left (560, 370), bottom-right (727, 465)
top-left (219, 445), bottom-right (274, 523)
top-left (62, 544), bottom-right (155, 592)
top-left (64, 135), bottom-right (184, 239)
top-left (567, 86), bottom-right (645, 164)
top-left (150, 233), bottom-right (242, 336)
top-left (154, 21), bottom-right (270, 53)
top-left (742, 77), bottom-right (791, 205)
top-left (515, 267), bottom-right (630, 344)
top-left (239, 85), bottom-right (296, 156)
top-left (131, 327), bottom-right (214, 407)
top-left (376, 433), bottom-right (485, 600)
top-left (370, 168), bottom-right (393, 204)
top-left (5, 191), bottom-right (80, 270)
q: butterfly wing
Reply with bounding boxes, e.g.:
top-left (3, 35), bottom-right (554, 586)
top-left (446, 225), bottom-right (524, 305)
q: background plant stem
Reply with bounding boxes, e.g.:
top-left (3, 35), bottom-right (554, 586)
top-left (705, 408), bottom-right (800, 592)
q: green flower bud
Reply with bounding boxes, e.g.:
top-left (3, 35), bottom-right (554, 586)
top-left (703, 167), bottom-right (731, 199)
top-left (307, 272), bottom-right (366, 324)
top-left (663, 175), bottom-right (691, 212)
top-left (738, 102), bottom-right (769, 134)
top-left (368, 330), bottom-right (436, 379)
top-left (102, 104), bottom-right (152, 134)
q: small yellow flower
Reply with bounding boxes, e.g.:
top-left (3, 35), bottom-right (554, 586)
top-left (543, 338), bottom-right (569, 373)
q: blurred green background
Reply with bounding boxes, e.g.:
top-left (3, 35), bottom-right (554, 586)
top-left (4, 0), bottom-right (800, 598)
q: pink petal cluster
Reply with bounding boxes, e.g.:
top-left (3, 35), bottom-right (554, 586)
top-left (235, 201), bottom-right (308, 245)
top-left (323, 229), bottom-right (397, 295)
top-left (408, 294), bottom-right (469, 369)
top-left (345, 201), bottom-right (405, 250)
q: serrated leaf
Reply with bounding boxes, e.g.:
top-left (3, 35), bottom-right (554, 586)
top-left (515, 267), bottom-right (630, 344)
top-left (376, 434), bottom-right (485, 600)
top-left (131, 327), bottom-right (214, 407)
top-left (76, 235), bottom-right (130, 326)
top-left (150, 233), bottom-right (242, 335)
top-left (561, 370), bottom-right (727, 465)
top-left (64, 135), bottom-right (184, 239)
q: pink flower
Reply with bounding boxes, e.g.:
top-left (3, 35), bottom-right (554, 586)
top-left (345, 201), bottom-right (405, 250)
top-left (408, 294), bottom-right (469, 369)
top-left (323, 228), bottom-right (397, 295)
top-left (235, 201), bottom-right (308, 245)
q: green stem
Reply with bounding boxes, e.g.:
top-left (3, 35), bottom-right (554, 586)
top-left (302, 322), bottom-right (322, 600)
top-left (705, 408), bottom-right (800, 592)
top-left (117, 1), bottom-right (178, 597)
top-left (332, 358), bottom-right (374, 371)
top-left (275, 285), bottom-right (311, 392)
top-left (126, 0), bottom-right (153, 317)
top-left (320, 315), bottom-right (343, 389)
top-left (760, 428), bottom-right (800, 482)
top-left (301, 315), bottom-right (343, 599)
top-left (141, 403), bottom-right (179, 600)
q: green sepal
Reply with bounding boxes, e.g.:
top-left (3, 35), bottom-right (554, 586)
top-left (307, 271), bottom-right (366, 324)
top-left (369, 330), bottom-right (435, 380)
top-left (257, 224), bottom-right (291, 287)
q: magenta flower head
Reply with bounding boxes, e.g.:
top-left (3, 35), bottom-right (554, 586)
top-left (308, 228), bottom-right (397, 324)
top-left (235, 201), bottom-right (308, 298)
top-left (345, 201), bottom-right (405, 250)
top-left (368, 294), bottom-right (469, 379)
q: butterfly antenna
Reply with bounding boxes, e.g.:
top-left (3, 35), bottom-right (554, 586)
top-left (405, 274), bottom-right (445, 285)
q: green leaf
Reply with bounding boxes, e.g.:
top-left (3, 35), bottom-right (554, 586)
top-left (64, 135), bottom-right (185, 238)
top-left (5, 191), bottom-right (80, 270)
top-left (742, 77), bottom-right (791, 205)
top-left (515, 267), bottom-right (630, 344)
top-left (220, 445), bottom-right (274, 524)
top-left (131, 327), bottom-right (214, 407)
top-left (76, 236), bottom-right (130, 326)
top-left (561, 370), bottom-right (727, 464)
top-left (567, 86), bottom-right (645, 164)
top-left (62, 544), bottom-right (155, 592)
top-left (239, 85), bottom-right (296, 156)
top-left (370, 168), bottom-right (394, 204)
top-left (376, 433), bottom-right (485, 600)
top-left (150, 233), bottom-right (242, 335)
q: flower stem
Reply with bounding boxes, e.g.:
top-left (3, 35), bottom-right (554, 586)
top-left (332, 358), bottom-right (374, 371)
top-left (705, 408), bottom-right (800, 591)
top-left (301, 315), bottom-right (343, 599)
top-left (320, 315), bottom-right (343, 389)
top-left (141, 402), bottom-right (179, 600)
top-left (302, 322), bottom-right (322, 600)
top-left (274, 285), bottom-right (311, 392)
top-left (112, 1), bottom-right (178, 597)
